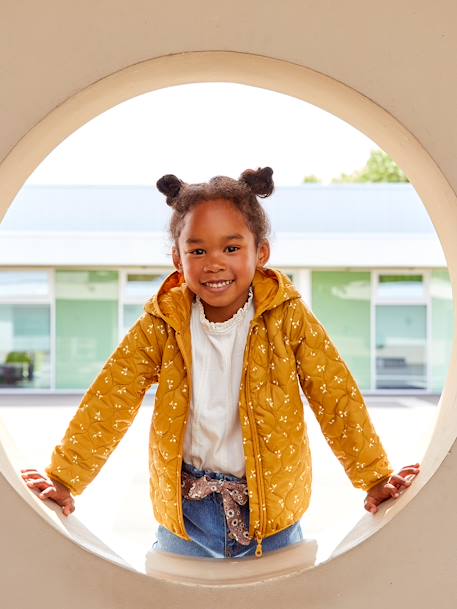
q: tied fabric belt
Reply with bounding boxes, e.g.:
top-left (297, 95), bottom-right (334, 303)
top-left (181, 471), bottom-right (252, 546)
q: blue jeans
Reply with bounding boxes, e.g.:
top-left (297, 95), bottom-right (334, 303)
top-left (152, 463), bottom-right (303, 558)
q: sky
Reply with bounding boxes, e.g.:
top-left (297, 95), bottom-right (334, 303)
top-left (25, 83), bottom-right (381, 187)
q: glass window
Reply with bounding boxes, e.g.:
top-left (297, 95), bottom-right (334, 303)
top-left (125, 274), bottom-right (164, 299)
top-left (376, 274), bottom-right (424, 300)
top-left (55, 271), bottom-right (119, 390)
top-left (56, 270), bottom-right (118, 300)
top-left (311, 271), bottom-right (371, 390)
top-left (430, 269), bottom-right (454, 392)
top-left (0, 271), bottom-right (49, 298)
top-left (122, 273), bottom-right (166, 335)
top-left (375, 304), bottom-right (427, 390)
top-left (123, 304), bottom-right (145, 335)
top-left (0, 304), bottom-right (51, 388)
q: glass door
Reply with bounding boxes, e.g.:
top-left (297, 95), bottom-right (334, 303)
top-left (375, 304), bottom-right (427, 390)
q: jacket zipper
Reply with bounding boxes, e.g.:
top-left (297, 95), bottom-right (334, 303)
top-left (175, 331), bottom-right (192, 541)
top-left (178, 324), bottom-right (266, 551)
top-left (244, 322), bottom-right (266, 557)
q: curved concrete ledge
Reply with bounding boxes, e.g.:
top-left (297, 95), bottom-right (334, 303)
top-left (145, 542), bottom-right (318, 586)
top-left (0, 418), bottom-right (133, 572)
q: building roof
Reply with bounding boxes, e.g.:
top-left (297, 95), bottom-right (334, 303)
top-left (1, 183), bottom-right (436, 233)
top-left (0, 184), bottom-right (446, 268)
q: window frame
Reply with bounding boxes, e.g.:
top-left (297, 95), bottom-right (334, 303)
top-left (0, 267), bottom-right (54, 393)
top-left (371, 269), bottom-right (432, 393)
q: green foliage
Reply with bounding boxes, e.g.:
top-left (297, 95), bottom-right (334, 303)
top-left (5, 351), bottom-right (33, 364)
top-left (331, 150), bottom-right (409, 183)
top-left (303, 174), bottom-right (321, 183)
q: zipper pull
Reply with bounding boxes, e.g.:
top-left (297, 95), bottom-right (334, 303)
top-left (255, 533), bottom-right (263, 558)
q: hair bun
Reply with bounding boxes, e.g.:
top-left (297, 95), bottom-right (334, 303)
top-left (239, 167), bottom-right (274, 198)
top-left (156, 174), bottom-right (184, 206)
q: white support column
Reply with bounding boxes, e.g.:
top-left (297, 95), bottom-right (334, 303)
top-left (295, 268), bottom-right (312, 306)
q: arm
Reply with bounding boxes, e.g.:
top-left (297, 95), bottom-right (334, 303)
top-left (45, 312), bottom-right (165, 495)
top-left (287, 298), bottom-right (393, 491)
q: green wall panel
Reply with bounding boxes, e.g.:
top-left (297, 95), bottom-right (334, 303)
top-left (312, 271), bottom-right (371, 390)
top-left (56, 271), bottom-right (118, 389)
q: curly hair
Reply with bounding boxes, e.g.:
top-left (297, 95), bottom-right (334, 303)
top-left (156, 167), bottom-right (274, 247)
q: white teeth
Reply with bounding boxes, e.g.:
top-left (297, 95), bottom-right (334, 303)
top-left (204, 280), bottom-right (233, 288)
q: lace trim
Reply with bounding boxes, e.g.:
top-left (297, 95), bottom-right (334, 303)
top-left (195, 287), bottom-right (254, 334)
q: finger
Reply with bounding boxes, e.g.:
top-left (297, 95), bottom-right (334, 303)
top-left (21, 472), bottom-right (46, 481)
top-left (382, 482), bottom-right (400, 498)
top-left (390, 475), bottom-right (415, 489)
top-left (364, 496), bottom-right (379, 513)
top-left (21, 470), bottom-right (55, 485)
top-left (39, 486), bottom-right (57, 498)
top-left (389, 475), bottom-right (411, 487)
top-left (404, 473), bottom-right (417, 483)
top-left (24, 476), bottom-right (51, 485)
top-left (21, 470), bottom-right (50, 480)
top-left (62, 499), bottom-right (75, 517)
top-left (397, 467), bottom-right (420, 476)
top-left (25, 478), bottom-right (54, 491)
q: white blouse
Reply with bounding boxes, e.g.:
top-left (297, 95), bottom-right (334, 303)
top-left (183, 289), bottom-right (255, 478)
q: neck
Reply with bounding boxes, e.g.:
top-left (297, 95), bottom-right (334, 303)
top-left (200, 289), bottom-right (252, 323)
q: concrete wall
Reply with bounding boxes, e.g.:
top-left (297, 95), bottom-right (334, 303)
top-left (1, 2), bottom-right (457, 607)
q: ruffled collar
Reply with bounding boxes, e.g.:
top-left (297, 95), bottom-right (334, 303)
top-left (194, 287), bottom-right (254, 334)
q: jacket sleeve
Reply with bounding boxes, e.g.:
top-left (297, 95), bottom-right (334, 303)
top-left (45, 312), bottom-right (165, 495)
top-left (287, 298), bottom-right (393, 491)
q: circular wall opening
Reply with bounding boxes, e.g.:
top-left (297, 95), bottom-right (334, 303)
top-left (0, 51), bottom-right (456, 587)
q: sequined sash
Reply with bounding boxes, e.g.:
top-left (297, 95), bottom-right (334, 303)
top-left (181, 471), bottom-right (252, 546)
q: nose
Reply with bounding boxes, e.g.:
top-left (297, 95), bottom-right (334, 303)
top-left (203, 261), bottom-right (225, 273)
top-left (203, 252), bottom-right (225, 273)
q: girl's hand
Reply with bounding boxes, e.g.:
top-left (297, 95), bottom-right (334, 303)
top-left (20, 468), bottom-right (75, 517)
top-left (364, 463), bottom-right (420, 514)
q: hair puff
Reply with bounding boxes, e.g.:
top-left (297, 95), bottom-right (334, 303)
top-left (156, 174), bottom-right (185, 207)
top-left (239, 167), bottom-right (274, 198)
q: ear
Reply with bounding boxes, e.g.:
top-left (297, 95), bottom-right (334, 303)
top-left (172, 246), bottom-right (182, 272)
top-left (256, 240), bottom-right (270, 267)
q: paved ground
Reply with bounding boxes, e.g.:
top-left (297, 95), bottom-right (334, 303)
top-left (0, 393), bottom-right (439, 570)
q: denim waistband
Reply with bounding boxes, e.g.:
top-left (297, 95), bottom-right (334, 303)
top-left (182, 462), bottom-right (247, 484)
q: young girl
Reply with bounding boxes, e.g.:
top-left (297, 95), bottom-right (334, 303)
top-left (22, 167), bottom-right (419, 559)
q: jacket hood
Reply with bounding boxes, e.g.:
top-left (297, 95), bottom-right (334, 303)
top-left (144, 267), bottom-right (301, 332)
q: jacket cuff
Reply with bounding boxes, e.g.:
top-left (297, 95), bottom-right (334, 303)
top-left (45, 465), bottom-right (86, 496)
top-left (365, 471), bottom-right (394, 492)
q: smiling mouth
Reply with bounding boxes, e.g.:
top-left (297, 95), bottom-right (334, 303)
top-left (202, 279), bottom-right (234, 289)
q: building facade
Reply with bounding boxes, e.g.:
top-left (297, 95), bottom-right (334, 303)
top-left (0, 184), bottom-right (453, 393)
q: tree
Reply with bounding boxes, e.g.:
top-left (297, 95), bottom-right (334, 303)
top-left (331, 150), bottom-right (409, 183)
top-left (303, 174), bottom-right (321, 183)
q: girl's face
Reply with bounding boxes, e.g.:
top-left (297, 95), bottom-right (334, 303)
top-left (172, 199), bottom-right (270, 323)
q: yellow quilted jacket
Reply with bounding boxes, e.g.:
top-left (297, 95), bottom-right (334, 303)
top-left (47, 268), bottom-right (392, 550)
